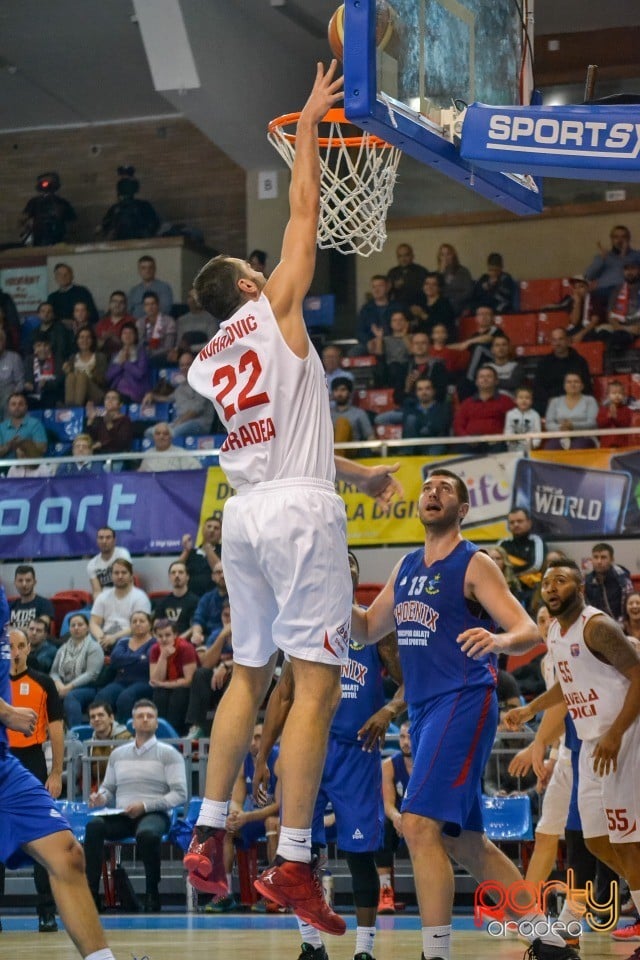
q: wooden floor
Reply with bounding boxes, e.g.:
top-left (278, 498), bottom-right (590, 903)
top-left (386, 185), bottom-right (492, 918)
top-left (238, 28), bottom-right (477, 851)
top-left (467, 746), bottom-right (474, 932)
top-left (0, 918), bottom-right (629, 960)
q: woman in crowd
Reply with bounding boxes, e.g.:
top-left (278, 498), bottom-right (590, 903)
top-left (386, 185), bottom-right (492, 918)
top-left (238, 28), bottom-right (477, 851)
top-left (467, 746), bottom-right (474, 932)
top-left (89, 557), bottom-right (151, 653)
top-left (106, 320), bottom-right (150, 403)
top-left (148, 618), bottom-right (198, 735)
top-left (544, 371), bottom-right (599, 449)
top-left (86, 389), bottom-right (134, 458)
top-left (56, 432), bottom-right (103, 475)
top-left (486, 545), bottom-right (523, 600)
top-left (436, 242), bottom-right (474, 318)
top-left (49, 613), bottom-right (105, 728)
top-left (623, 591), bottom-right (640, 643)
top-left (98, 611), bottom-right (155, 722)
top-left (63, 326), bottom-right (107, 406)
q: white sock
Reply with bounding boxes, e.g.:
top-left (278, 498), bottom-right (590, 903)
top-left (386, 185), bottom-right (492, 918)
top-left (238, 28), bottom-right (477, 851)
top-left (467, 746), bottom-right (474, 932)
top-left (558, 899), bottom-right (583, 924)
top-left (297, 918), bottom-right (323, 947)
top-left (84, 950), bottom-right (116, 960)
top-left (355, 924), bottom-right (376, 956)
top-left (226, 872), bottom-right (233, 892)
top-left (197, 798), bottom-right (228, 830)
top-left (277, 826), bottom-right (312, 863)
top-left (422, 924), bottom-right (451, 960)
top-left (520, 912), bottom-right (565, 947)
top-left (378, 871), bottom-right (391, 888)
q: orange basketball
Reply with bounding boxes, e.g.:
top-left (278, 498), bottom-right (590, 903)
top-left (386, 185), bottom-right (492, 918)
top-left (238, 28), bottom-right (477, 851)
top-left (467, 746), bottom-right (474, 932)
top-left (328, 1), bottom-right (394, 63)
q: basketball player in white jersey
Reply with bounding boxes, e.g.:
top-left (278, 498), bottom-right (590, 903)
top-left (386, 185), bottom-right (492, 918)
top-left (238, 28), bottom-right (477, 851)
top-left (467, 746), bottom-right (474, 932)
top-left (509, 558), bottom-right (640, 941)
top-left (183, 61), bottom-right (401, 934)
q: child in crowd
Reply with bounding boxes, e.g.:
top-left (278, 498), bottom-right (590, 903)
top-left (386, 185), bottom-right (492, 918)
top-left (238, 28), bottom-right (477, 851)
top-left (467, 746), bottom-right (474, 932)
top-left (596, 378), bottom-right (635, 447)
top-left (504, 385), bottom-right (542, 451)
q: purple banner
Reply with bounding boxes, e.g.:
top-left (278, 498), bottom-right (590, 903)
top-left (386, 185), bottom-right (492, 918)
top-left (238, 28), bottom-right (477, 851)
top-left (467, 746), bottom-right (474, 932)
top-left (0, 471), bottom-right (208, 560)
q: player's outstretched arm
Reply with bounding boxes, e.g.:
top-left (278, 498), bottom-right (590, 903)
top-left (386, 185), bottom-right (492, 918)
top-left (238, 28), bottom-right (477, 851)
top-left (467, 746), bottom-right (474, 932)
top-left (352, 561), bottom-right (401, 647)
top-left (502, 681), bottom-right (565, 730)
top-left (335, 456), bottom-right (403, 507)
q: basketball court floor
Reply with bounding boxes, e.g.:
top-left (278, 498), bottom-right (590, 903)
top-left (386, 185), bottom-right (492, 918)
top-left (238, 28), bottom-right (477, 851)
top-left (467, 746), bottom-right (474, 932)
top-left (1, 915), bottom-right (631, 960)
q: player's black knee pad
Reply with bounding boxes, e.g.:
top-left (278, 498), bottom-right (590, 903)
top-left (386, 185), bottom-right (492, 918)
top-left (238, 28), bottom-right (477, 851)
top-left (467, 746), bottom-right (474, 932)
top-left (345, 851), bottom-right (379, 908)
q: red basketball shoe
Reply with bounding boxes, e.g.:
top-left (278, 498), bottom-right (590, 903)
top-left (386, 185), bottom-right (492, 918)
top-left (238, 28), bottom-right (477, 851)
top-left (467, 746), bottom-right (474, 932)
top-left (183, 825), bottom-right (227, 895)
top-left (254, 860), bottom-right (346, 935)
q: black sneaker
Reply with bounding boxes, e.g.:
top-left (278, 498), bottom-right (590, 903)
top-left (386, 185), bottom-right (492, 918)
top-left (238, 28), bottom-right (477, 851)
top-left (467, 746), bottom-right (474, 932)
top-left (297, 945), bottom-right (329, 960)
top-left (38, 913), bottom-right (58, 933)
top-left (143, 892), bottom-right (161, 913)
top-left (525, 939), bottom-right (580, 960)
top-left (354, 953), bottom-right (375, 960)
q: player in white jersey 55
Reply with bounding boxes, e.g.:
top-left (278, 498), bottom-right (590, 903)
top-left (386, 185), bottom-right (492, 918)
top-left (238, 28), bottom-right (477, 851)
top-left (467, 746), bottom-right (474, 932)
top-left (507, 557), bottom-right (640, 940)
top-left (183, 61), bottom-right (402, 935)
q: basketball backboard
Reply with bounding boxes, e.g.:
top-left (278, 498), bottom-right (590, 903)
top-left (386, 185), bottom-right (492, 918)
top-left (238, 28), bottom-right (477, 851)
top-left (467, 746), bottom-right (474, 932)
top-left (342, 0), bottom-right (544, 215)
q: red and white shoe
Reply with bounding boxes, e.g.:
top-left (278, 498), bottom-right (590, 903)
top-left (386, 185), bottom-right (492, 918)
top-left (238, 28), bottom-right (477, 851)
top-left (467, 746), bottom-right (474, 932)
top-left (254, 860), bottom-right (346, 935)
top-left (611, 921), bottom-right (640, 942)
top-left (183, 825), bottom-right (227, 895)
top-left (377, 883), bottom-right (396, 915)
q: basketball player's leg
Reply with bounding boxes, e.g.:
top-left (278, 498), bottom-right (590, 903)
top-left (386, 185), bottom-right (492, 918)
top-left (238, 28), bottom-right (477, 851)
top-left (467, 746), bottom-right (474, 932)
top-left (26, 830), bottom-right (114, 959)
top-left (403, 811), bottom-right (453, 926)
top-left (526, 757), bottom-right (572, 883)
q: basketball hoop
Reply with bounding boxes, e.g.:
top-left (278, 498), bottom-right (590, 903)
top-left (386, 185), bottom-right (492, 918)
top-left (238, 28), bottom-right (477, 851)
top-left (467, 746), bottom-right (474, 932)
top-left (268, 108), bottom-right (402, 257)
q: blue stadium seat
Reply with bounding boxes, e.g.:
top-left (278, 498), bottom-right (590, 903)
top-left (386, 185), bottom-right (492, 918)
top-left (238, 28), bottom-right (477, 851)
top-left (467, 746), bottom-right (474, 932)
top-left (482, 794), bottom-right (533, 841)
top-left (127, 401), bottom-right (172, 422)
top-left (67, 724), bottom-right (95, 742)
top-left (126, 717), bottom-right (180, 740)
top-left (55, 800), bottom-right (93, 843)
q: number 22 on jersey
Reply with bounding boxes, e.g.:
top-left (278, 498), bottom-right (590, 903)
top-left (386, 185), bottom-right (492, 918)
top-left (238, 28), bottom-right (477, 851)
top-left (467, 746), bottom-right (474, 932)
top-left (212, 349), bottom-right (270, 422)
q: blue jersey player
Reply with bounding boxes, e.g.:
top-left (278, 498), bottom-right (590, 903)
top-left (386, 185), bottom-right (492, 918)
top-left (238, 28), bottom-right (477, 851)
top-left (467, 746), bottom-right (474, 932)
top-left (254, 551), bottom-right (403, 960)
top-left (0, 585), bottom-right (117, 960)
top-left (351, 468), bottom-right (579, 960)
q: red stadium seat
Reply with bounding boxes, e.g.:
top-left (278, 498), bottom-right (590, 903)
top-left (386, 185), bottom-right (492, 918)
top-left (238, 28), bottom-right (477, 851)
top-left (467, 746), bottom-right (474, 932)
top-left (50, 590), bottom-right (93, 633)
top-left (495, 313), bottom-right (538, 347)
top-left (355, 583), bottom-right (384, 607)
top-left (519, 278), bottom-right (570, 312)
top-left (536, 311), bottom-right (571, 344)
top-left (375, 424), bottom-right (403, 440)
top-left (355, 388), bottom-right (396, 413)
top-left (573, 340), bottom-right (604, 375)
top-left (458, 314), bottom-right (478, 341)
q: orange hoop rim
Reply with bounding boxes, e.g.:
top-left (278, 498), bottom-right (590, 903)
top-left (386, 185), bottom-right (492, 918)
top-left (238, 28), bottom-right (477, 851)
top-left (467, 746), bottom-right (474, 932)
top-left (268, 108), bottom-right (396, 149)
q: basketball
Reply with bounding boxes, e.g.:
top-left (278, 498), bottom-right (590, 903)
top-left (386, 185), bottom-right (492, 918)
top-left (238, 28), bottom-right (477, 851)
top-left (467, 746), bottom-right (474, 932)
top-left (327, 1), bottom-right (395, 62)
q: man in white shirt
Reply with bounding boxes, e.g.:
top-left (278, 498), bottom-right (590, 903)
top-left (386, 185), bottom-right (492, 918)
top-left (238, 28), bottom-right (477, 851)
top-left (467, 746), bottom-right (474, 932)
top-left (87, 527), bottom-right (132, 599)
top-left (137, 422), bottom-right (202, 472)
top-left (89, 559), bottom-right (151, 652)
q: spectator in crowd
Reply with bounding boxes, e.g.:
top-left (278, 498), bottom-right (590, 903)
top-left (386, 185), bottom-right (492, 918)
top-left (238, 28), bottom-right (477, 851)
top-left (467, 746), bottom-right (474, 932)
top-left (142, 351), bottom-right (213, 439)
top-left (472, 251), bottom-right (517, 314)
top-left (386, 243), bottom-right (428, 312)
top-left (584, 542), bottom-right (634, 623)
top-left (62, 327), bottom-right (107, 406)
top-left (185, 601), bottom-right (233, 739)
top-left (428, 322), bottom-right (469, 385)
top-left (47, 263), bottom-right (98, 326)
top-left (596, 379), bottom-right (634, 447)
top-left (149, 619), bottom-right (198, 734)
top-left (0, 391), bottom-right (47, 461)
top-left (95, 291), bottom-right (136, 358)
top-left (411, 272), bottom-right (456, 340)
top-left (24, 335), bottom-right (64, 409)
top-left (152, 561), bottom-right (199, 636)
top-left (190, 562), bottom-right (229, 647)
top-left (85, 698), bottom-right (187, 912)
top-left (9, 565), bottom-right (55, 632)
top-left (376, 720), bottom-right (412, 915)
top-left (486, 332), bottom-right (525, 397)
top-left (402, 376), bottom-right (452, 455)
top-left (450, 305), bottom-right (500, 400)
top-left (453, 365), bottom-right (514, 453)
top-left (544, 372), bottom-right (599, 449)
top-left (322, 344), bottom-right (354, 393)
top-left (49, 613), bottom-right (105, 728)
top-left (564, 274), bottom-right (602, 342)
top-left (69, 301), bottom-right (92, 339)
top-left (136, 292), bottom-right (177, 365)
top-left (86, 389), bottom-right (134, 460)
top-left (105, 321), bottom-right (150, 404)
top-left (30, 302), bottom-right (75, 368)
top-left (6, 443), bottom-right (55, 478)
top-left (6, 627), bottom-right (64, 933)
top-left (603, 256), bottom-right (640, 350)
top-left (86, 699), bottom-right (133, 790)
top-left (533, 326), bottom-right (592, 413)
top-left (98, 612), bottom-right (155, 722)
top-left (22, 175), bottom-right (76, 246)
top-left (331, 377), bottom-right (374, 450)
top-left (0, 328), bottom-right (25, 417)
top-left (178, 516), bottom-right (223, 598)
top-left (89, 558), bottom-right (151, 653)
top-left (56, 432), bottom-right (103, 476)
top-left (173, 288), bottom-right (218, 356)
top-left (504, 385), bottom-right (542, 452)
top-left (357, 274), bottom-right (398, 350)
top-left (137, 421), bottom-right (202, 472)
top-left (498, 507), bottom-right (546, 608)
top-left (27, 617), bottom-right (58, 673)
top-left (100, 168), bottom-right (160, 242)
top-left (403, 331), bottom-right (448, 403)
top-left (87, 526), bottom-right (132, 599)
top-left (485, 546), bottom-right (523, 602)
top-left (584, 223), bottom-right (640, 307)
top-left (436, 242), bottom-right (474, 318)
top-left (623, 591), bottom-right (640, 642)
top-left (369, 308), bottom-right (412, 400)
top-left (128, 255), bottom-right (174, 320)
top-left (0, 285), bottom-right (21, 351)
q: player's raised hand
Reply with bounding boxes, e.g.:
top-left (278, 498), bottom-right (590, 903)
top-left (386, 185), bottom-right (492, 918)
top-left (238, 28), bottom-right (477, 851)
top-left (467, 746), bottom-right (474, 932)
top-left (300, 60), bottom-right (344, 127)
top-left (359, 462), bottom-right (404, 507)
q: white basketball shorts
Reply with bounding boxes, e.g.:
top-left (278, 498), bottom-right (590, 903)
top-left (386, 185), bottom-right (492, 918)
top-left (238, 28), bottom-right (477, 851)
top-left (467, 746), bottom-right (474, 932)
top-left (578, 718), bottom-right (640, 842)
top-left (536, 754), bottom-right (572, 836)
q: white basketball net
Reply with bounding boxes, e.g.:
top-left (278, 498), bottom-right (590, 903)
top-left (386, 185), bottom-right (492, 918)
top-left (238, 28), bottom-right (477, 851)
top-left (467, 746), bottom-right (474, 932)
top-left (268, 114), bottom-right (402, 257)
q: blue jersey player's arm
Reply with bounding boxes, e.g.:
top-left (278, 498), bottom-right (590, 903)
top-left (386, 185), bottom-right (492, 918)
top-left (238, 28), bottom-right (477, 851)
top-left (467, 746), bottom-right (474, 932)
top-left (351, 559), bottom-right (403, 647)
top-left (0, 697), bottom-right (37, 736)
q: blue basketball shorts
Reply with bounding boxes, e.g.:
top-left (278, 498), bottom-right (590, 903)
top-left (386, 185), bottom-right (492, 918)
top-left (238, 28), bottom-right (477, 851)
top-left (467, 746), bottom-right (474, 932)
top-left (0, 750), bottom-right (71, 868)
top-left (311, 737), bottom-right (383, 852)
